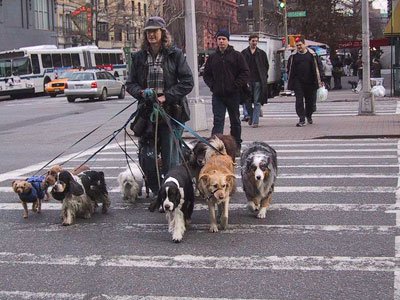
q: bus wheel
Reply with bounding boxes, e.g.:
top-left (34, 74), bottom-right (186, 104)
top-left (118, 86), bottom-right (125, 99)
top-left (99, 88), bottom-right (107, 101)
top-left (67, 96), bottom-right (76, 103)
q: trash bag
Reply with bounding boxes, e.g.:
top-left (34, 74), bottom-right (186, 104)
top-left (371, 85), bottom-right (386, 97)
top-left (316, 86), bottom-right (328, 102)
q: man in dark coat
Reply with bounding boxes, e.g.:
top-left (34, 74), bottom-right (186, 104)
top-left (287, 37), bottom-right (323, 127)
top-left (241, 34), bottom-right (269, 128)
top-left (203, 29), bottom-right (249, 155)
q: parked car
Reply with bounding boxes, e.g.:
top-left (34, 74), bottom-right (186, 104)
top-left (64, 70), bottom-right (125, 103)
top-left (45, 70), bottom-right (78, 97)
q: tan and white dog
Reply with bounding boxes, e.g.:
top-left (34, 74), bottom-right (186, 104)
top-left (198, 137), bottom-right (235, 232)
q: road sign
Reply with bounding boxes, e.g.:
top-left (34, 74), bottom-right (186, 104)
top-left (287, 11), bottom-right (307, 18)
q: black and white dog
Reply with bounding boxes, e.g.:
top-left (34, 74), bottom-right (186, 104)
top-left (155, 165), bottom-right (195, 243)
top-left (240, 142), bottom-right (278, 219)
top-left (51, 170), bottom-right (110, 225)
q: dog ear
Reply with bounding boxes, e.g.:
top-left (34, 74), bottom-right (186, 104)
top-left (225, 173), bottom-right (235, 183)
top-left (199, 174), bottom-right (209, 184)
top-left (11, 180), bottom-right (18, 192)
top-left (23, 182), bottom-right (32, 194)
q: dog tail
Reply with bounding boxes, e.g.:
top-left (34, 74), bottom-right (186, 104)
top-left (205, 136), bottom-right (227, 161)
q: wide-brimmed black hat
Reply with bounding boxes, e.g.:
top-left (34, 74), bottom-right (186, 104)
top-left (144, 16), bottom-right (166, 31)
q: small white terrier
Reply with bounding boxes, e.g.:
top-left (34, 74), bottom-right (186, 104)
top-left (118, 163), bottom-right (143, 203)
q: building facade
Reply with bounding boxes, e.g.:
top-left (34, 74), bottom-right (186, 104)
top-left (56, 0), bottom-right (161, 50)
top-left (0, 0), bottom-right (57, 51)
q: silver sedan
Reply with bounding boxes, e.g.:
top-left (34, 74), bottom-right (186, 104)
top-left (64, 70), bottom-right (125, 103)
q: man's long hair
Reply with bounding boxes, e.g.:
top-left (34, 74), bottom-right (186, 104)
top-left (140, 29), bottom-right (172, 50)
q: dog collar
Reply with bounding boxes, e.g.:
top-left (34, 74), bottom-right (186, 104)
top-left (165, 177), bottom-right (184, 199)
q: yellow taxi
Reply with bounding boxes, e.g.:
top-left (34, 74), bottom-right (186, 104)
top-left (45, 70), bottom-right (77, 97)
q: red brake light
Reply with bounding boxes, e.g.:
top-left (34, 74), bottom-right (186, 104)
top-left (64, 83), bottom-right (68, 89)
top-left (91, 82), bottom-right (98, 88)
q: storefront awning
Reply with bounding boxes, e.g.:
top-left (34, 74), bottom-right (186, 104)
top-left (385, 2), bottom-right (400, 37)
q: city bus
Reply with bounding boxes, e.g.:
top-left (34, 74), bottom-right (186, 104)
top-left (0, 45), bottom-right (127, 98)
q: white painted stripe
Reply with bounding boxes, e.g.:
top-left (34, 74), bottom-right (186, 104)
top-left (6, 223), bottom-right (398, 235)
top-left (279, 164), bottom-right (399, 168)
top-left (0, 291), bottom-right (86, 300)
top-left (1, 186), bottom-right (395, 194)
top-left (0, 291), bottom-right (293, 300)
top-left (0, 252), bottom-right (398, 272)
top-left (69, 155), bottom-right (398, 162)
top-left (1, 202), bottom-right (399, 212)
top-left (393, 140), bottom-right (400, 299)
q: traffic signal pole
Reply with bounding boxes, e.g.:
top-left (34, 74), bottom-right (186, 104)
top-left (358, 0), bottom-right (375, 115)
top-left (282, 0), bottom-right (289, 91)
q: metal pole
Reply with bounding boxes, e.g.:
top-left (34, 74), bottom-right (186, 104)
top-left (358, 0), bottom-right (375, 115)
top-left (283, 2), bottom-right (288, 91)
top-left (184, 0), bottom-right (207, 131)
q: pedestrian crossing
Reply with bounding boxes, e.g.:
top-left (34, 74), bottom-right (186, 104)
top-left (0, 138), bottom-right (399, 299)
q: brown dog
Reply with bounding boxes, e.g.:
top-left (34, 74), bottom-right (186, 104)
top-left (198, 137), bottom-right (235, 232)
top-left (42, 165), bottom-right (89, 191)
top-left (12, 176), bottom-right (50, 218)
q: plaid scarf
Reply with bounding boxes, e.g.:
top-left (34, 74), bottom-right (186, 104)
top-left (146, 50), bottom-right (164, 95)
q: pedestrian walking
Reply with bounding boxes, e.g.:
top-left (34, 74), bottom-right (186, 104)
top-left (356, 55), bottom-right (363, 93)
top-left (371, 58), bottom-right (382, 78)
top-left (344, 54), bottom-right (352, 76)
top-left (332, 55), bottom-right (343, 90)
top-left (241, 34), bottom-right (269, 128)
top-left (323, 57), bottom-right (333, 90)
top-left (126, 16), bottom-right (194, 196)
top-left (287, 37), bottom-right (324, 127)
top-left (203, 29), bottom-right (249, 155)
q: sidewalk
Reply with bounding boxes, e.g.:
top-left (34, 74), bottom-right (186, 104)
top-left (184, 87), bottom-right (400, 141)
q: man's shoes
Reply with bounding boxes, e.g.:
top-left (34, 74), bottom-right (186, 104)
top-left (241, 117), bottom-right (250, 122)
top-left (248, 117), bottom-right (253, 126)
top-left (235, 148), bottom-right (241, 157)
top-left (296, 121), bottom-right (306, 127)
top-left (252, 124), bottom-right (258, 128)
top-left (307, 118), bottom-right (313, 124)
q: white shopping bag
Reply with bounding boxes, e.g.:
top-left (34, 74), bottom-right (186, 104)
top-left (371, 85), bottom-right (386, 97)
top-left (316, 86), bottom-right (328, 102)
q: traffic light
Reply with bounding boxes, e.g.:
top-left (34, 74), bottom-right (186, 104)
top-left (278, 0), bottom-right (286, 9)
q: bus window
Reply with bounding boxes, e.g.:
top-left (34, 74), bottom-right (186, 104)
top-left (31, 54), bottom-right (40, 74)
top-left (71, 53), bottom-right (80, 67)
top-left (110, 53), bottom-right (117, 65)
top-left (95, 53), bottom-right (103, 65)
top-left (0, 59), bottom-right (12, 77)
top-left (62, 54), bottom-right (72, 67)
top-left (52, 54), bottom-right (62, 68)
top-left (117, 54), bottom-right (123, 64)
top-left (41, 54), bottom-right (52, 68)
top-left (102, 53), bottom-right (110, 65)
top-left (12, 57), bottom-right (32, 75)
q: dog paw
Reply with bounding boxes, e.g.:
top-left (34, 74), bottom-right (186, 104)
top-left (247, 201), bottom-right (258, 212)
top-left (23, 214), bottom-right (28, 219)
top-left (257, 208), bottom-right (267, 219)
top-left (172, 232), bottom-right (183, 243)
top-left (220, 216), bottom-right (228, 230)
top-left (209, 224), bottom-right (218, 233)
top-left (62, 222), bottom-right (71, 226)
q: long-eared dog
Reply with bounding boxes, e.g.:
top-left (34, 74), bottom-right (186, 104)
top-left (198, 137), bottom-right (235, 232)
top-left (155, 165), bottom-right (194, 243)
top-left (41, 165), bottom-right (89, 192)
top-left (12, 176), bottom-right (50, 218)
top-left (51, 170), bottom-right (110, 225)
top-left (118, 162), bottom-right (144, 203)
top-left (240, 141), bottom-right (278, 219)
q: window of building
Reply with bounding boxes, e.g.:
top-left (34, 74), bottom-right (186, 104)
top-left (98, 22), bottom-right (109, 41)
top-left (118, 0), bottom-right (124, 10)
top-left (104, 0), bottom-right (108, 9)
top-left (248, 0), bottom-right (252, 6)
top-left (131, 1), bottom-right (135, 13)
top-left (144, 4), bottom-right (147, 16)
top-left (248, 23), bottom-right (254, 32)
top-left (114, 26), bottom-right (122, 41)
top-left (138, 2), bottom-right (141, 16)
top-left (247, 10), bottom-right (253, 19)
top-left (34, 0), bottom-right (50, 30)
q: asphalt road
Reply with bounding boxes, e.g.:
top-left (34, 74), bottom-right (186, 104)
top-left (0, 91), bottom-right (399, 300)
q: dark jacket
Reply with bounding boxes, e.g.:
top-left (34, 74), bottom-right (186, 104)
top-left (287, 48), bottom-right (324, 91)
top-left (241, 46), bottom-right (269, 105)
top-left (126, 46), bottom-right (194, 122)
top-left (203, 46), bottom-right (249, 97)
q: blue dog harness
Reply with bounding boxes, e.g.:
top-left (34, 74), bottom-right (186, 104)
top-left (19, 176), bottom-right (46, 203)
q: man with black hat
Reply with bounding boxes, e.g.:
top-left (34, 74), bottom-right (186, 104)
top-left (203, 29), bottom-right (249, 156)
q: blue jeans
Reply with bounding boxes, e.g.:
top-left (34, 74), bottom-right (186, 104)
top-left (211, 94), bottom-right (242, 147)
top-left (139, 124), bottom-right (183, 195)
top-left (245, 82), bottom-right (261, 125)
top-left (242, 104), bottom-right (249, 118)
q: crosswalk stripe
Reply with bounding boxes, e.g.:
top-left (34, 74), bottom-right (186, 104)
top-left (0, 186), bottom-right (395, 193)
top-left (0, 252), bottom-right (398, 272)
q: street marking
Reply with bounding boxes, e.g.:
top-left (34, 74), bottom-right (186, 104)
top-left (1, 202), bottom-right (399, 212)
top-left (0, 291), bottom-right (297, 300)
top-left (393, 140), bottom-right (400, 299)
top-left (0, 186), bottom-right (395, 194)
top-left (0, 252), bottom-right (399, 272)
